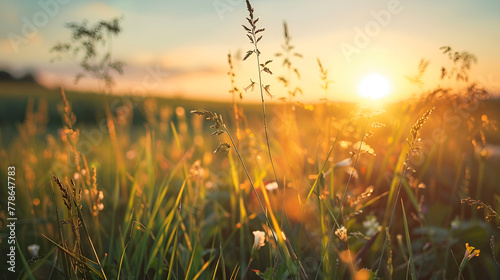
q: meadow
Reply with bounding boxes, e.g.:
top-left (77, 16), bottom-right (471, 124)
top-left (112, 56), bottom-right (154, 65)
top-left (1, 1), bottom-right (500, 279)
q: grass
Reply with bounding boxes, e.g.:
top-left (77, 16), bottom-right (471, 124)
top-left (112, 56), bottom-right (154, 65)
top-left (1, 85), bottom-right (499, 279)
top-left (1, 1), bottom-right (500, 279)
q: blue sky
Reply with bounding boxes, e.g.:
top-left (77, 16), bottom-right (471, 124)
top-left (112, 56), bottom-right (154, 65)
top-left (1, 0), bottom-right (499, 102)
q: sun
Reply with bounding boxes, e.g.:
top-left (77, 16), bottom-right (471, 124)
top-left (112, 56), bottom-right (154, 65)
top-left (358, 73), bottom-right (391, 99)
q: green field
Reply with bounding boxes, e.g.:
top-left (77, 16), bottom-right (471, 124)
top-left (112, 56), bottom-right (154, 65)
top-left (1, 80), bottom-right (499, 279)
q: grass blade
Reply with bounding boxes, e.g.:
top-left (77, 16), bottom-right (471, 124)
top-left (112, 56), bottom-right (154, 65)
top-left (401, 200), bottom-right (417, 280)
top-left (117, 242), bottom-right (129, 280)
top-left (16, 237), bottom-right (35, 280)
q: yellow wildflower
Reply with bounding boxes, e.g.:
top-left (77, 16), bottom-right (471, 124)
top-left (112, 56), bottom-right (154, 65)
top-left (464, 243), bottom-right (480, 260)
top-left (459, 243), bottom-right (480, 273)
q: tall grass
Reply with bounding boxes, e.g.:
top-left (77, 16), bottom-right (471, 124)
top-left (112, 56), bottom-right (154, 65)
top-left (1, 2), bottom-right (500, 280)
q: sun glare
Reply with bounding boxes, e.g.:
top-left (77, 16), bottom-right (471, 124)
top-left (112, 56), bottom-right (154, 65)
top-left (358, 74), bottom-right (391, 100)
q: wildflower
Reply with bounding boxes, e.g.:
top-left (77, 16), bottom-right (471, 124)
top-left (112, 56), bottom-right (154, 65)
top-left (27, 244), bottom-right (40, 258)
top-left (335, 226), bottom-right (348, 243)
top-left (335, 157), bottom-right (352, 168)
top-left (251, 230), bottom-right (266, 258)
top-left (450, 217), bottom-right (461, 230)
top-left (265, 181), bottom-right (278, 191)
top-left (362, 216), bottom-right (380, 237)
top-left (464, 243), bottom-right (480, 260)
top-left (253, 231), bottom-right (266, 250)
top-left (459, 243), bottom-right (480, 272)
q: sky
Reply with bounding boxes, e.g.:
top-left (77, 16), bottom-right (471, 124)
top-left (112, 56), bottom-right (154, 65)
top-left (0, 0), bottom-right (499, 103)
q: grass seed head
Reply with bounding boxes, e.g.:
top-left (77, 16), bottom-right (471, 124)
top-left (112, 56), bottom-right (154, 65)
top-left (191, 110), bottom-right (226, 135)
top-left (52, 174), bottom-right (71, 210)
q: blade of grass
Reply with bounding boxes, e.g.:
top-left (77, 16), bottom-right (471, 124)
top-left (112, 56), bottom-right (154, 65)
top-left (16, 237), bottom-right (35, 280)
top-left (117, 242), bottom-right (129, 280)
top-left (146, 180), bottom-right (186, 272)
top-left (166, 229), bottom-right (178, 280)
top-left (123, 168), bottom-right (141, 231)
top-left (337, 116), bottom-right (370, 218)
top-left (185, 230), bottom-right (200, 280)
top-left (228, 151), bottom-right (247, 274)
top-left (42, 234), bottom-right (103, 278)
top-left (221, 123), bottom-right (293, 273)
top-left (305, 117), bottom-right (350, 202)
top-left (133, 144), bottom-right (189, 276)
top-left (73, 190), bottom-right (107, 279)
top-left (145, 125), bottom-right (156, 213)
top-left (50, 181), bottom-right (71, 279)
top-left (401, 200), bottom-right (417, 280)
top-left (192, 254), bottom-right (214, 280)
top-left (229, 264), bottom-right (240, 280)
top-left (220, 243), bottom-right (227, 280)
top-left (107, 171), bottom-right (120, 268)
top-left (450, 249), bottom-right (462, 280)
top-left (20, 247), bottom-right (57, 280)
top-left (401, 179), bottom-right (420, 216)
top-left (212, 252), bottom-right (222, 280)
top-left (161, 217), bottom-right (180, 278)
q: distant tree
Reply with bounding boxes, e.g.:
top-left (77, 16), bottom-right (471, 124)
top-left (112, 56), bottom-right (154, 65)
top-left (50, 17), bottom-right (125, 94)
top-left (0, 70), bottom-right (14, 81)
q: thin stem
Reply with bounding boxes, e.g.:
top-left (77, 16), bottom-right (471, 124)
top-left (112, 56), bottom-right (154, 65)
top-left (313, 112), bottom-right (368, 280)
top-left (242, 258), bottom-right (254, 280)
top-left (249, 19), bottom-right (300, 270)
top-left (338, 115), bottom-right (370, 218)
top-left (224, 125), bottom-right (267, 228)
top-left (223, 124), bottom-right (292, 276)
top-left (375, 106), bottom-right (434, 278)
top-left (375, 151), bottom-right (410, 278)
top-left (305, 111), bottom-right (353, 202)
top-left (250, 36), bottom-right (279, 189)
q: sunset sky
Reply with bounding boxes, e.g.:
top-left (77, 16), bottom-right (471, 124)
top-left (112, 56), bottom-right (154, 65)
top-left (1, 0), bottom-right (499, 102)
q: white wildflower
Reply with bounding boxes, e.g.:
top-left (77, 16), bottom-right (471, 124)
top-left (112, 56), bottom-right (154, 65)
top-left (362, 216), bottom-right (380, 237)
top-left (265, 182), bottom-right (278, 191)
top-left (27, 244), bottom-right (40, 258)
